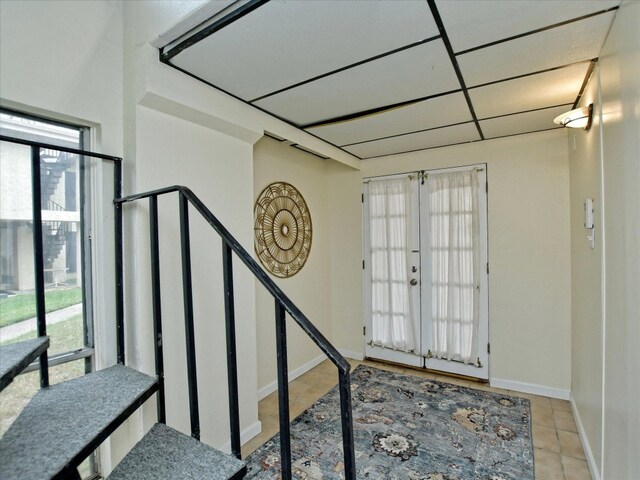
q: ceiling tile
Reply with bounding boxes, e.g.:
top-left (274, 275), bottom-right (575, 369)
top-left (254, 41), bottom-right (460, 126)
top-left (344, 122), bottom-right (480, 159)
top-left (469, 61), bottom-right (590, 119)
top-left (436, 0), bottom-right (620, 53)
top-left (459, 11), bottom-right (616, 86)
top-left (306, 92), bottom-right (472, 146)
top-left (480, 104), bottom-right (571, 138)
top-left (170, 0), bottom-right (438, 100)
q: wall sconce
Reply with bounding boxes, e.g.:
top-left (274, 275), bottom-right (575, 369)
top-left (554, 104), bottom-right (593, 130)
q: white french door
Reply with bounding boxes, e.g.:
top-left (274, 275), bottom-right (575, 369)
top-left (364, 165), bottom-right (489, 379)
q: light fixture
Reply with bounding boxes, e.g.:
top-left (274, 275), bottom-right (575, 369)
top-left (554, 104), bottom-right (593, 130)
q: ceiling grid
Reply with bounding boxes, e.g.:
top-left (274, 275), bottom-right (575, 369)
top-left (160, 0), bottom-right (621, 159)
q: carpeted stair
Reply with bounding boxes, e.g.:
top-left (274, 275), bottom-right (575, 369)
top-left (0, 339), bottom-right (246, 479)
top-left (0, 337), bottom-right (50, 391)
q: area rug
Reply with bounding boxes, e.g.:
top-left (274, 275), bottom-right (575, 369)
top-left (245, 365), bottom-right (534, 479)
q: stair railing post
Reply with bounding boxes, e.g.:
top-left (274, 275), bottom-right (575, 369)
top-left (149, 195), bottom-right (166, 424)
top-left (222, 242), bottom-right (241, 458)
top-left (179, 193), bottom-right (200, 439)
top-left (275, 300), bottom-right (292, 480)
top-left (114, 159), bottom-right (125, 364)
top-left (30, 146), bottom-right (49, 388)
top-left (339, 369), bottom-right (356, 480)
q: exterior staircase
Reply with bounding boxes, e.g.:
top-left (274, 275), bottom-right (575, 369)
top-left (42, 219), bottom-right (67, 269)
top-left (0, 337), bottom-right (246, 479)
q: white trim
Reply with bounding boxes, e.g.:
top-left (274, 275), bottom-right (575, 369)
top-left (257, 355), bottom-right (325, 400)
top-left (489, 378), bottom-right (570, 400)
top-left (219, 420), bottom-right (262, 455)
top-left (571, 395), bottom-right (601, 480)
top-left (338, 349), bottom-right (364, 361)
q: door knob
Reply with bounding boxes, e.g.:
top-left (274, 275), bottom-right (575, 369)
top-left (410, 278), bottom-right (418, 286)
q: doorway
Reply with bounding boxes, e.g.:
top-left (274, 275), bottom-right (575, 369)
top-left (363, 165), bottom-right (489, 379)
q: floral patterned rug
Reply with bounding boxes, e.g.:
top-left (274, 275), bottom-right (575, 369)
top-left (245, 365), bottom-right (534, 479)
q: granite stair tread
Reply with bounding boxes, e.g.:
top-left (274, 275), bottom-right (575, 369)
top-left (0, 364), bottom-right (158, 480)
top-left (0, 336), bottom-right (49, 392)
top-left (107, 423), bottom-right (247, 480)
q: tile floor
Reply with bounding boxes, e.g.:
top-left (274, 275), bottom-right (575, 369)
top-left (242, 358), bottom-right (591, 480)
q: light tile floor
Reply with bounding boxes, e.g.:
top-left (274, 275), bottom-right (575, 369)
top-left (242, 359), bottom-right (591, 480)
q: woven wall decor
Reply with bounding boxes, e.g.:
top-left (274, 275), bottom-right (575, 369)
top-left (254, 182), bottom-right (312, 278)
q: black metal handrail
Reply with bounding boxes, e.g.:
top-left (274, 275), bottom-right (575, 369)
top-left (116, 185), bottom-right (356, 480)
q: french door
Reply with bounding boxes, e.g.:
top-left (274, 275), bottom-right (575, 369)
top-left (363, 165), bottom-right (489, 379)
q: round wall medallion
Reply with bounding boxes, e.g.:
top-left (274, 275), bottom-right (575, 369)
top-left (254, 182), bottom-right (312, 278)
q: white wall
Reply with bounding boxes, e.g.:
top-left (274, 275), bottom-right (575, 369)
top-left (122, 1), bottom-right (263, 468)
top-left (253, 137), bottom-right (333, 396)
top-left (328, 130), bottom-right (573, 396)
top-left (132, 104), bottom-right (258, 454)
top-left (0, 0), bottom-right (123, 155)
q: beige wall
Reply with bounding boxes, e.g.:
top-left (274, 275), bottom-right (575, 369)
top-left (569, 3), bottom-right (640, 478)
top-left (328, 130), bottom-right (573, 394)
top-left (568, 68), bottom-right (604, 474)
top-left (598, 1), bottom-right (639, 478)
top-left (253, 137), bottom-right (333, 394)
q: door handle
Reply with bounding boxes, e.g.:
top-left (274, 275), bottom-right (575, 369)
top-left (410, 278), bottom-right (418, 286)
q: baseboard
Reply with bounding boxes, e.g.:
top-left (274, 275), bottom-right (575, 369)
top-left (489, 378), bottom-right (570, 400)
top-left (219, 420), bottom-right (262, 454)
top-left (571, 395), bottom-right (601, 480)
top-left (257, 354), bottom-right (325, 400)
top-left (338, 348), bottom-right (364, 361)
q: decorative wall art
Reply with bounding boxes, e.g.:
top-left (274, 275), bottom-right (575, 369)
top-left (254, 182), bottom-right (312, 278)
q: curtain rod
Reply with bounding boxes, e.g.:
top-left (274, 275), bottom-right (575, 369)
top-left (363, 165), bottom-right (485, 183)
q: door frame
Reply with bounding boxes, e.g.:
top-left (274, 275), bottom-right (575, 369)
top-left (362, 173), bottom-right (422, 368)
top-left (362, 165), bottom-right (490, 379)
top-left (420, 164), bottom-right (489, 379)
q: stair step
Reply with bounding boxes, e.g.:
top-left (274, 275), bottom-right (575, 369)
top-left (107, 423), bottom-right (246, 480)
top-left (0, 364), bottom-right (158, 480)
top-left (0, 337), bottom-right (49, 392)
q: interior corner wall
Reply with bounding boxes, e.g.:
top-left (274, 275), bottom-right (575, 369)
top-left (253, 137), bottom-right (332, 395)
top-left (328, 130), bottom-right (573, 395)
top-left (569, 3), bottom-right (640, 478)
top-left (598, 1), bottom-right (640, 478)
top-left (131, 104), bottom-right (257, 454)
top-left (122, 0), bottom-right (261, 468)
top-left (568, 66), bottom-right (604, 476)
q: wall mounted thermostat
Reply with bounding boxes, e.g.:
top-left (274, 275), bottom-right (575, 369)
top-left (584, 198), bottom-right (594, 229)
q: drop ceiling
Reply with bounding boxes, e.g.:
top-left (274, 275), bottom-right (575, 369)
top-left (159, 0), bottom-right (620, 160)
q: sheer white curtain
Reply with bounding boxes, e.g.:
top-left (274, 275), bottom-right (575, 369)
top-left (426, 170), bottom-right (480, 364)
top-left (369, 177), bottom-right (417, 352)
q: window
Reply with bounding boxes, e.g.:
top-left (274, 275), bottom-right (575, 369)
top-left (0, 109), bottom-right (98, 477)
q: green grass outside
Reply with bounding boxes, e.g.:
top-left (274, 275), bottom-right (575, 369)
top-left (0, 287), bottom-right (82, 328)
top-left (0, 313), bottom-right (84, 355)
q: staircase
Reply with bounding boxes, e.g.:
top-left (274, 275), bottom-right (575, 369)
top-left (42, 219), bottom-right (67, 269)
top-left (0, 134), bottom-right (356, 479)
top-left (39, 150), bottom-right (72, 204)
top-left (0, 338), bottom-right (246, 479)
